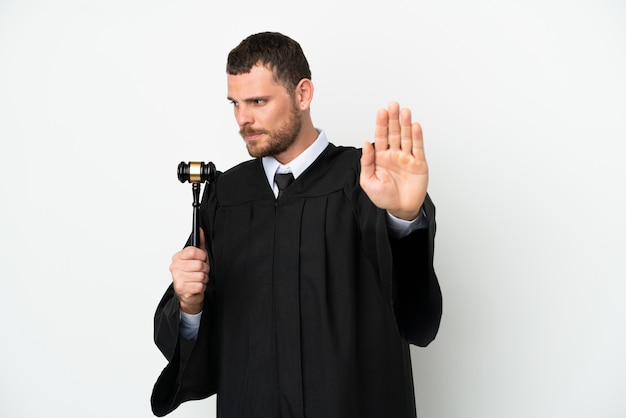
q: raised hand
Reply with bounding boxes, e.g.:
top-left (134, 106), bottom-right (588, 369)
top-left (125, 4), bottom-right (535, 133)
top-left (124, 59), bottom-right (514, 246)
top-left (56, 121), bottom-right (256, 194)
top-left (170, 227), bottom-right (210, 314)
top-left (360, 102), bottom-right (428, 220)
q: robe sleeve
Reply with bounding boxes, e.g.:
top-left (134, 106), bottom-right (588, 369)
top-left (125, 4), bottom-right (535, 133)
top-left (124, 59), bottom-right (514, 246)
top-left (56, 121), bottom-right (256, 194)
top-left (151, 181), bottom-right (220, 417)
top-left (151, 286), bottom-right (218, 416)
top-left (389, 193), bottom-right (442, 346)
top-left (354, 168), bottom-right (442, 347)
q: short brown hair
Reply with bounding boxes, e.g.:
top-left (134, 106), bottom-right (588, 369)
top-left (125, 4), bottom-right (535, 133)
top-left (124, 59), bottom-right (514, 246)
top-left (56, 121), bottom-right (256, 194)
top-left (226, 32), bottom-right (312, 94)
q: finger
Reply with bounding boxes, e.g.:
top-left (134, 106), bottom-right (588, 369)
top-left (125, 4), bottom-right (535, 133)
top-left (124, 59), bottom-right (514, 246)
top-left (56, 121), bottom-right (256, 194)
top-left (387, 102), bottom-right (401, 150)
top-left (179, 259), bottom-right (210, 275)
top-left (374, 108), bottom-right (389, 151)
top-left (411, 121), bottom-right (425, 161)
top-left (178, 245), bottom-right (208, 262)
top-left (170, 260), bottom-right (208, 285)
top-left (360, 141), bottom-right (375, 182)
top-left (172, 269), bottom-right (206, 292)
top-left (400, 108), bottom-right (413, 153)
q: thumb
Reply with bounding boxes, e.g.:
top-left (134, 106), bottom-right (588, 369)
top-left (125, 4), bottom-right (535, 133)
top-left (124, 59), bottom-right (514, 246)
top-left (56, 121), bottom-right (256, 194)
top-left (199, 227), bottom-right (207, 252)
top-left (360, 142), bottom-right (375, 183)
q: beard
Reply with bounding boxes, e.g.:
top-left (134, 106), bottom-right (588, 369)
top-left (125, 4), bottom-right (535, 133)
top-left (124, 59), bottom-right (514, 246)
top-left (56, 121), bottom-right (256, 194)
top-left (240, 101), bottom-right (302, 158)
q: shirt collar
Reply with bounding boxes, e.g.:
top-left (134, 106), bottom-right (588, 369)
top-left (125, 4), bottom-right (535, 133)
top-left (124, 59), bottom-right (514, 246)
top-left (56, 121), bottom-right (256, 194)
top-left (262, 129), bottom-right (329, 186)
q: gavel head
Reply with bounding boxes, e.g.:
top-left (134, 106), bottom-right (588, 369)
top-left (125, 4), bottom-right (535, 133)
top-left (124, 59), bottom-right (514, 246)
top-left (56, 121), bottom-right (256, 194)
top-left (177, 161), bottom-right (216, 184)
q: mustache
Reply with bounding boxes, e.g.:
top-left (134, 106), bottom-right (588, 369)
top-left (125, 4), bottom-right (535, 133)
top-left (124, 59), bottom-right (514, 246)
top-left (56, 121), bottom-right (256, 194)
top-left (239, 127), bottom-right (268, 137)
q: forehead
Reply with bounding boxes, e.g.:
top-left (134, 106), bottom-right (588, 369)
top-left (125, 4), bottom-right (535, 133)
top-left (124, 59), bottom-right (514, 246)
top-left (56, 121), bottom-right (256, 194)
top-left (227, 64), bottom-right (284, 99)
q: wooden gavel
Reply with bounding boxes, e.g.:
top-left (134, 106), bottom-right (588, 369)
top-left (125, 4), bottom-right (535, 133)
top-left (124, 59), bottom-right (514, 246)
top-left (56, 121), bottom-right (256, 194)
top-left (177, 161), bottom-right (217, 248)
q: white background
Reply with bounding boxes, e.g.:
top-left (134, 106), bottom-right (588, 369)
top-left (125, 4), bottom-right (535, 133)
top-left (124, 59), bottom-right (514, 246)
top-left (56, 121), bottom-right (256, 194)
top-left (1, 0), bottom-right (624, 417)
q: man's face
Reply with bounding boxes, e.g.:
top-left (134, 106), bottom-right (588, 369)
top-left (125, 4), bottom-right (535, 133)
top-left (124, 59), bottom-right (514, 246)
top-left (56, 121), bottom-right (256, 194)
top-left (227, 64), bottom-right (302, 158)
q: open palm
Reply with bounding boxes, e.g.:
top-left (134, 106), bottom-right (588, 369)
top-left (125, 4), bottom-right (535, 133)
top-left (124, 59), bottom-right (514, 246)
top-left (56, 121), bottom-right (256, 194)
top-left (360, 102), bottom-right (429, 221)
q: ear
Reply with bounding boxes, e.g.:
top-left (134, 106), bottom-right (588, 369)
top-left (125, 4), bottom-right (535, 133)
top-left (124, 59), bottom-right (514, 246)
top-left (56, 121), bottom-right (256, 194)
top-left (295, 78), bottom-right (314, 110)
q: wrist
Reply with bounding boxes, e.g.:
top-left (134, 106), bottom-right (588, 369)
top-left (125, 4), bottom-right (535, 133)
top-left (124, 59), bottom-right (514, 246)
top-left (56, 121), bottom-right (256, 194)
top-left (388, 209), bottom-right (420, 222)
top-left (180, 301), bottom-right (203, 315)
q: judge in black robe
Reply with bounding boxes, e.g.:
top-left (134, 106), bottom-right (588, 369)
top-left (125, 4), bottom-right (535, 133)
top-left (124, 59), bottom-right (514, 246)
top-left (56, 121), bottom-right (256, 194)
top-left (151, 141), bottom-right (442, 417)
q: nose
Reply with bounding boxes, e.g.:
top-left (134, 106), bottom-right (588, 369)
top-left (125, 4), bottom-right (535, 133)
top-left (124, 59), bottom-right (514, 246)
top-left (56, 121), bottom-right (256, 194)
top-left (235, 104), bottom-right (253, 127)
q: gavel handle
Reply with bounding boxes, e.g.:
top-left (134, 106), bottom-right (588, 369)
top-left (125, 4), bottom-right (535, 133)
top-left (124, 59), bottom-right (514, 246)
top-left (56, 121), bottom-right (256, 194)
top-left (191, 183), bottom-right (201, 248)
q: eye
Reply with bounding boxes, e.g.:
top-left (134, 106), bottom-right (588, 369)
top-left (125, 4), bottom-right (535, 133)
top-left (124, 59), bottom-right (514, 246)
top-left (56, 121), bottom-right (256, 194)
top-left (228, 100), bottom-right (239, 108)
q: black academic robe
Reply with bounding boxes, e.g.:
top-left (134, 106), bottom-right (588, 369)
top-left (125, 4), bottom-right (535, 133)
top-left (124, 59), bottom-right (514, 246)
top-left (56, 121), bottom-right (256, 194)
top-left (151, 143), bottom-right (442, 418)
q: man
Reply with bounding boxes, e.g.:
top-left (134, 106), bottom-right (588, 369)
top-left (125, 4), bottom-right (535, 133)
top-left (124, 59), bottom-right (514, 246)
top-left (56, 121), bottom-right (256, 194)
top-left (152, 32), bottom-right (442, 418)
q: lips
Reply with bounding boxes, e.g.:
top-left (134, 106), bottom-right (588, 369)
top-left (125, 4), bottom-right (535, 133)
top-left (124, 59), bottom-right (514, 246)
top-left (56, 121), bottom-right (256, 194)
top-left (244, 133), bottom-right (262, 142)
top-left (240, 128), bottom-right (266, 142)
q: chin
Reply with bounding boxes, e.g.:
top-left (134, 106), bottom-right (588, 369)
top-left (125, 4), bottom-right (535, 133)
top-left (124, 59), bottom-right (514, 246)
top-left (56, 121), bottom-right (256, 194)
top-left (246, 144), bottom-right (267, 158)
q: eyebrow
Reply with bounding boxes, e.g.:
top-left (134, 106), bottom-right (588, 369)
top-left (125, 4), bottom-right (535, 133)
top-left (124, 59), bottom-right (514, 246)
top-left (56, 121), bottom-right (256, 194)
top-left (226, 96), bottom-right (270, 103)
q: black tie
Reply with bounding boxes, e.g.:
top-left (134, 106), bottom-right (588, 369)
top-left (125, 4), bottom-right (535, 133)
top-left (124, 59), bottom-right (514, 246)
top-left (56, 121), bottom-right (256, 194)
top-left (274, 172), bottom-right (294, 198)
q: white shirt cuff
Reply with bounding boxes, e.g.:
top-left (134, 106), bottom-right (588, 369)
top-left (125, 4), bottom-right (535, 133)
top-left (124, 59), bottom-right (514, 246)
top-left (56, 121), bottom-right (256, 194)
top-left (386, 208), bottom-right (428, 239)
top-left (179, 310), bottom-right (202, 340)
